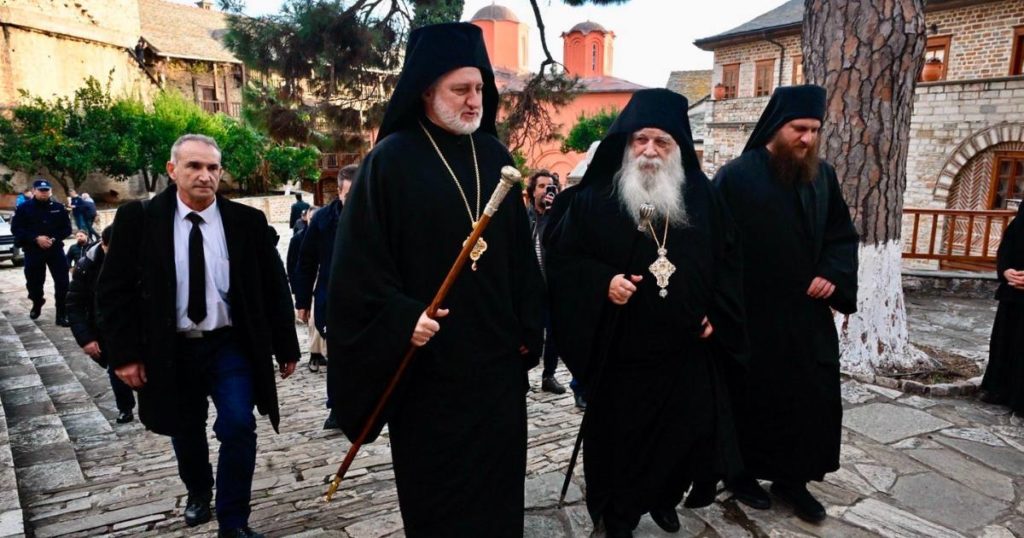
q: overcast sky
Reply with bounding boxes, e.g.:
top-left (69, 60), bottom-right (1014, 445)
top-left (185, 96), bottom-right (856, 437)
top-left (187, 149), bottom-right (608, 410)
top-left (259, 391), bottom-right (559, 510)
top-left (185, 0), bottom-right (789, 88)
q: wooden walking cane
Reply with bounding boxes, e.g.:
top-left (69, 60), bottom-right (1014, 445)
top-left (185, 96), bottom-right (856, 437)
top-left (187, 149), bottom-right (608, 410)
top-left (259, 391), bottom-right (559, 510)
top-left (322, 165), bottom-right (523, 503)
top-left (557, 203), bottom-right (655, 508)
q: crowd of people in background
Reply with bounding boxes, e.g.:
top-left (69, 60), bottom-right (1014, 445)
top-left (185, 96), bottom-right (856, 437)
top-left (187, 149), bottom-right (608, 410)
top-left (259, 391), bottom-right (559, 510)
top-left (2, 20), bottom-right (1022, 538)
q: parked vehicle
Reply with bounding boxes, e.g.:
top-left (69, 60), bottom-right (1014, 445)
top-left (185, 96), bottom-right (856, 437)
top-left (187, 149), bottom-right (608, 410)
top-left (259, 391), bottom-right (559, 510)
top-left (0, 212), bottom-right (25, 266)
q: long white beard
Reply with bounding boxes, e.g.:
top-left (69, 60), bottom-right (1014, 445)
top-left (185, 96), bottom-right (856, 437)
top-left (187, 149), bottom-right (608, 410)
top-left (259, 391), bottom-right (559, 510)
top-left (430, 94), bottom-right (482, 135)
top-left (614, 145), bottom-right (688, 227)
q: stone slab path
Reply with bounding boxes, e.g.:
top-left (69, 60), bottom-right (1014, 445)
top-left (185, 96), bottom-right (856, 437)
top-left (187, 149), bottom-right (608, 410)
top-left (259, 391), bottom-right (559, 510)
top-left (0, 226), bottom-right (1019, 537)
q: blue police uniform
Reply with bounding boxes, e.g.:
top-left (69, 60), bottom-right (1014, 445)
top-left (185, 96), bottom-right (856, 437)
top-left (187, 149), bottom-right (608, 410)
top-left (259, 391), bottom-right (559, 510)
top-left (11, 181), bottom-right (72, 320)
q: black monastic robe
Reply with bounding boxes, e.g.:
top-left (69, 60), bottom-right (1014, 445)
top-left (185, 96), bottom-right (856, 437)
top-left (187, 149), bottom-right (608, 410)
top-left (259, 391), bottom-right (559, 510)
top-left (326, 119), bottom-right (543, 536)
top-left (325, 22), bottom-right (544, 537)
top-left (546, 88), bottom-right (748, 527)
top-left (713, 147), bottom-right (858, 483)
top-left (982, 203), bottom-right (1024, 415)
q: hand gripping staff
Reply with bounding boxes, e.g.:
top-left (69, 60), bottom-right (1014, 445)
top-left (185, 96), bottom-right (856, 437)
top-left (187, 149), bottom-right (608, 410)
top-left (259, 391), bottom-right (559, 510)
top-left (558, 203), bottom-right (655, 508)
top-left (323, 166), bottom-right (523, 502)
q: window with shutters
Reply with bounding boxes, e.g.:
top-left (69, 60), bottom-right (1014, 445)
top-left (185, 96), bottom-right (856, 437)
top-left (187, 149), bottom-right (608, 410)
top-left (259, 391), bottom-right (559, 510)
top-left (755, 59), bottom-right (775, 97)
top-left (989, 152), bottom-right (1024, 209)
top-left (721, 64), bottom-right (739, 99)
top-left (1011, 26), bottom-right (1024, 76)
top-left (921, 35), bottom-right (951, 81)
top-left (792, 55), bottom-right (804, 85)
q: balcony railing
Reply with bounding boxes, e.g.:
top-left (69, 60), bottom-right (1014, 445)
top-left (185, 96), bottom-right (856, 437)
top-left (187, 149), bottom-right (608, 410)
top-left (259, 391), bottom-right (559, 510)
top-left (903, 208), bottom-right (1015, 268)
top-left (199, 100), bottom-right (241, 118)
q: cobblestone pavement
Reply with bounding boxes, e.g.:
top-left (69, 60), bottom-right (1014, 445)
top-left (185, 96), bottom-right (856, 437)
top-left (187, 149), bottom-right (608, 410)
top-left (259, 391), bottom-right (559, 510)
top-left (0, 227), bottom-right (1020, 537)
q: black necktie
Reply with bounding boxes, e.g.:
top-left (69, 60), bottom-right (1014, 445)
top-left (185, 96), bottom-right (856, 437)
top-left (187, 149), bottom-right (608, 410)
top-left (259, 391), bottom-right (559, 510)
top-left (185, 212), bottom-right (207, 325)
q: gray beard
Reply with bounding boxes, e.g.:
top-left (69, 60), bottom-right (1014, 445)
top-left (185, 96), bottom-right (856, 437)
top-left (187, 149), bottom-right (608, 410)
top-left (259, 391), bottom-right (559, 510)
top-left (430, 94), bottom-right (481, 135)
top-left (614, 145), bottom-right (688, 227)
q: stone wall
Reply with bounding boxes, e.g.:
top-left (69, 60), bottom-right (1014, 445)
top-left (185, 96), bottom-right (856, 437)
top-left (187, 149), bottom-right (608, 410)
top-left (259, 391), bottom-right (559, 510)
top-left (928, 0), bottom-right (1024, 81)
top-left (711, 33), bottom-right (803, 97)
top-left (702, 96), bottom-right (769, 174)
top-left (92, 192), bottom-right (301, 231)
top-left (0, 0), bottom-right (153, 108)
top-left (160, 60), bottom-right (243, 115)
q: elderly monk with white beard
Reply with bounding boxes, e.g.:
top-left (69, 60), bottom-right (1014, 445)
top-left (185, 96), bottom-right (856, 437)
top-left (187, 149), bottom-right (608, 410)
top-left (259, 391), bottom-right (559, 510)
top-left (712, 85), bottom-right (858, 524)
top-left (546, 89), bottom-right (748, 538)
top-left (325, 23), bottom-right (544, 537)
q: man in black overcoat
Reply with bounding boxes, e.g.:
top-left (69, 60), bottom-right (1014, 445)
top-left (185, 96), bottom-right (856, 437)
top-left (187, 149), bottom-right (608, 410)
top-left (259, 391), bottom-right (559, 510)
top-left (713, 85), bottom-right (859, 524)
top-left (96, 134), bottom-right (300, 538)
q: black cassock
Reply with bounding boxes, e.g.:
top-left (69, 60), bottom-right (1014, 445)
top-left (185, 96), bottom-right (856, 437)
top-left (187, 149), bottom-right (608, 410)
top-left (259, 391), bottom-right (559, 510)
top-left (546, 174), bottom-right (747, 524)
top-left (982, 203), bottom-right (1024, 415)
top-left (713, 147), bottom-right (858, 483)
top-left (326, 120), bottom-right (544, 535)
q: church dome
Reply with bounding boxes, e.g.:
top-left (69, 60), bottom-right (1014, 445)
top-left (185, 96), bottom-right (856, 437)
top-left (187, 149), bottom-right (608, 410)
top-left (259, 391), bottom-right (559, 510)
top-left (471, 4), bottom-right (520, 23)
top-left (567, 20), bottom-right (609, 34)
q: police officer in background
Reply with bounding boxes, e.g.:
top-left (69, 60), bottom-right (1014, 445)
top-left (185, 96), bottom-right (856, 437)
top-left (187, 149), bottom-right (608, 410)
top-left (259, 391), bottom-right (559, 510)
top-left (11, 179), bottom-right (72, 325)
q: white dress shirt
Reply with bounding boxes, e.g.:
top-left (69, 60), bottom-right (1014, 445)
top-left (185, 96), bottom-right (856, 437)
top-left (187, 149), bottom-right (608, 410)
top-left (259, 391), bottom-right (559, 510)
top-left (174, 194), bottom-right (232, 331)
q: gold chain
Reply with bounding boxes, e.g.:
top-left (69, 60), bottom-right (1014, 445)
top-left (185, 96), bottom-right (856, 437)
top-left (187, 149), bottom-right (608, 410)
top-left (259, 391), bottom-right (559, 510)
top-left (419, 121), bottom-right (481, 226)
top-left (647, 218), bottom-right (669, 250)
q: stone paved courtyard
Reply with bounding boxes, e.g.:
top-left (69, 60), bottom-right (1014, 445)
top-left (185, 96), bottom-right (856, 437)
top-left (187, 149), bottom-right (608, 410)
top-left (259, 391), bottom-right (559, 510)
top-left (0, 225), bottom-right (1020, 537)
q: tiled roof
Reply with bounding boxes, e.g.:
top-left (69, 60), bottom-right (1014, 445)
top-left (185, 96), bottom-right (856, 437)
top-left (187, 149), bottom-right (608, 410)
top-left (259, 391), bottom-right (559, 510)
top-left (577, 76), bottom-right (646, 93)
top-left (565, 20), bottom-right (609, 35)
top-left (666, 70), bottom-right (712, 104)
top-left (471, 4), bottom-right (520, 22)
top-left (694, 0), bottom-right (802, 49)
top-left (138, 0), bottom-right (240, 63)
top-left (494, 70), bottom-right (646, 94)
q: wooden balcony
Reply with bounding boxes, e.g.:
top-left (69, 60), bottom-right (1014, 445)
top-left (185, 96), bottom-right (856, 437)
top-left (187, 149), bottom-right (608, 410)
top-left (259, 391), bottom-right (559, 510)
top-left (903, 208), bottom-right (1016, 270)
top-left (199, 100), bottom-right (242, 118)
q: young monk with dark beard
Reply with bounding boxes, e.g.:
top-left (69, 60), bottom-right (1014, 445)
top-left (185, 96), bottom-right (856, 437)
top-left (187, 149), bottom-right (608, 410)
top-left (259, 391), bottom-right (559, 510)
top-left (712, 85), bottom-right (859, 524)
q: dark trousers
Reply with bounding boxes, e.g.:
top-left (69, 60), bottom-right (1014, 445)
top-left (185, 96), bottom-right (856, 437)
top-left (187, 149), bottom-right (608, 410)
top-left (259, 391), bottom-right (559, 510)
top-left (24, 248), bottom-right (69, 313)
top-left (73, 214), bottom-right (98, 242)
top-left (542, 311), bottom-right (558, 378)
top-left (106, 365), bottom-right (136, 413)
top-left (170, 333), bottom-right (257, 530)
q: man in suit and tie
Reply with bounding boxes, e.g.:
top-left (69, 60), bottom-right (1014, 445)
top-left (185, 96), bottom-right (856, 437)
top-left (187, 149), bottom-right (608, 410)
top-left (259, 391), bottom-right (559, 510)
top-left (97, 134), bottom-right (300, 538)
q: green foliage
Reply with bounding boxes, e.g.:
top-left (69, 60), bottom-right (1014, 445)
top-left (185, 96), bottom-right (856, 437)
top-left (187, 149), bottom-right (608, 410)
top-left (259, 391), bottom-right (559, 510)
top-left (561, 108), bottom-right (618, 153)
top-left (412, 0), bottom-right (464, 29)
top-left (220, 0), bottom-right (410, 148)
top-left (265, 145), bottom-right (321, 188)
top-left (218, 118), bottom-right (266, 191)
top-left (0, 79), bottom-right (304, 195)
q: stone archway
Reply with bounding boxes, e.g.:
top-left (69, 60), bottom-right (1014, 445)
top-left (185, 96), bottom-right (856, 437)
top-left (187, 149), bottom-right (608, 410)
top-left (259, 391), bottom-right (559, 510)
top-left (933, 122), bottom-right (1024, 203)
top-left (932, 125), bottom-right (1024, 270)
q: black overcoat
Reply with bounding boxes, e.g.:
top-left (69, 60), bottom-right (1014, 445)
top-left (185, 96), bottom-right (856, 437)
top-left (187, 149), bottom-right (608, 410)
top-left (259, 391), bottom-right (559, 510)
top-left (96, 185), bottom-right (300, 436)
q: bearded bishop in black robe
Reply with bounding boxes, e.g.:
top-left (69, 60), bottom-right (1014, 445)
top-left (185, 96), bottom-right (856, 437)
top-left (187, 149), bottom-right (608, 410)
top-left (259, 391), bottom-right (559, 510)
top-left (325, 23), bottom-right (544, 537)
top-left (712, 85), bottom-right (858, 523)
top-left (545, 89), bottom-right (748, 537)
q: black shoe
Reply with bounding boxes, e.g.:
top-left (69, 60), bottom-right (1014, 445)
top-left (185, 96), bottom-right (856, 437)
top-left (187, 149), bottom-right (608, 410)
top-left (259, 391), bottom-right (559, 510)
top-left (307, 356), bottom-right (320, 373)
top-left (649, 506), bottom-right (681, 533)
top-left (183, 491), bottom-right (212, 527)
top-left (574, 392), bottom-right (587, 410)
top-left (316, 355), bottom-right (328, 367)
top-left (771, 482), bottom-right (826, 523)
top-left (55, 315), bottom-right (69, 327)
top-left (218, 527), bottom-right (265, 538)
top-left (684, 480), bottom-right (718, 509)
top-left (323, 410), bottom-right (339, 430)
top-left (29, 299), bottom-right (44, 320)
top-left (542, 376), bottom-right (566, 394)
top-left (726, 476), bottom-right (771, 510)
top-left (116, 411), bottom-right (134, 424)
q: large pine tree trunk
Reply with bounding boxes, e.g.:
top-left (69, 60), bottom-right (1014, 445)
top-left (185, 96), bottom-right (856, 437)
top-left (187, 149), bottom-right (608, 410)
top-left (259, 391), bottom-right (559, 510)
top-left (803, 0), bottom-right (928, 374)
